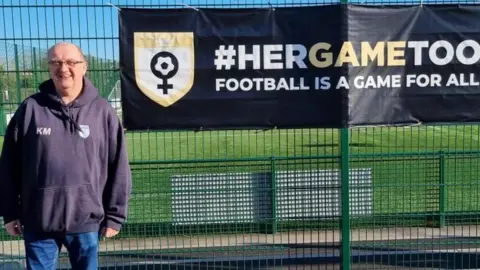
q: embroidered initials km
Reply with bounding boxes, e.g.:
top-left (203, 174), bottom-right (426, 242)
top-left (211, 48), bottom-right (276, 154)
top-left (37, 127), bottom-right (51, 135)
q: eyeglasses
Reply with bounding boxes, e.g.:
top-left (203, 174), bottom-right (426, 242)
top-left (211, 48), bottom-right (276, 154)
top-left (48, 60), bottom-right (84, 67)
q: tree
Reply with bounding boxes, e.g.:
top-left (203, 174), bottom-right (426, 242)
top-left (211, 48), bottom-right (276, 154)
top-left (0, 64), bottom-right (16, 92)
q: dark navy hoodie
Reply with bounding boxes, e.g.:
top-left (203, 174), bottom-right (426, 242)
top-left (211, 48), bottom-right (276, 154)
top-left (0, 78), bottom-right (132, 233)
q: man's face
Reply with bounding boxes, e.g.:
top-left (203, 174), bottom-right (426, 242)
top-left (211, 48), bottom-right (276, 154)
top-left (47, 44), bottom-right (87, 92)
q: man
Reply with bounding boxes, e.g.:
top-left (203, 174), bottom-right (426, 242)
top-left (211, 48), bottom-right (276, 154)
top-left (0, 42), bottom-right (132, 269)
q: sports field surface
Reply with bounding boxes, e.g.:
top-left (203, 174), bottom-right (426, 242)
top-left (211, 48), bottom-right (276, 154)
top-left (0, 124), bottom-right (478, 229)
top-left (119, 124), bottom-right (480, 225)
top-left (1, 124), bottom-right (480, 269)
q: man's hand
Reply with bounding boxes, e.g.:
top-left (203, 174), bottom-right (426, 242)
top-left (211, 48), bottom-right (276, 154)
top-left (4, 220), bottom-right (22, 236)
top-left (102, 227), bottom-right (119, 238)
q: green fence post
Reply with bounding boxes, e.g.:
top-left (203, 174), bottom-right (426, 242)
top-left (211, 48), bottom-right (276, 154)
top-left (32, 47), bottom-right (38, 89)
top-left (270, 155), bottom-right (278, 234)
top-left (14, 44), bottom-right (21, 103)
top-left (439, 151), bottom-right (446, 227)
top-left (340, 128), bottom-right (350, 270)
top-left (339, 0), bottom-right (350, 267)
top-left (0, 80), bottom-right (4, 136)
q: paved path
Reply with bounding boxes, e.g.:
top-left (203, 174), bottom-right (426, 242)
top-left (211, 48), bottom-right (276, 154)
top-left (1, 225), bottom-right (479, 256)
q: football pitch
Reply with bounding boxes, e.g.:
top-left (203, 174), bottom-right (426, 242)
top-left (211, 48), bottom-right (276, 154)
top-left (0, 124), bottom-right (479, 229)
top-left (1, 124), bottom-right (480, 268)
top-left (124, 124), bottom-right (480, 226)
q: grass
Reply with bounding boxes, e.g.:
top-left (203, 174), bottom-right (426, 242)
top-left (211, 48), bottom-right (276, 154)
top-left (1, 124), bottom-right (480, 238)
top-left (125, 125), bottom-right (480, 161)
top-left (123, 124), bottom-right (480, 228)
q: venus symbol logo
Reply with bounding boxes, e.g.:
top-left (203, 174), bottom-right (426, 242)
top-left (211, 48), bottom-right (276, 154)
top-left (150, 51), bottom-right (179, 95)
top-left (134, 32), bottom-right (195, 107)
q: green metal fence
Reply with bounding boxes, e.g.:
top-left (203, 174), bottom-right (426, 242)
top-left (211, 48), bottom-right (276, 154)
top-left (1, 0), bottom-right (480, 269)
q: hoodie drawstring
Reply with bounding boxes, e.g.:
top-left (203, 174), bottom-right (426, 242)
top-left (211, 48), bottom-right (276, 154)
top-left (61, 105), bottom-right (82, 132)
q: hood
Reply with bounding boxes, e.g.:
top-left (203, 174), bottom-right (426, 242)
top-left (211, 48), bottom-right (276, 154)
top-left (38, 77), bottom-right (99, 108)
top-left (38, 77), bottom-right (100, 132)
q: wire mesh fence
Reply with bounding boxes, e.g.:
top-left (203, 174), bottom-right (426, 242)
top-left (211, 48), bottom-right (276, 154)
top-left (1, 0), bottom-right (480, 269)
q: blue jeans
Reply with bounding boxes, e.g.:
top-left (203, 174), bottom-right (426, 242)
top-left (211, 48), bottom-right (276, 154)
top-left (23, 231), bottom-right (99, 270)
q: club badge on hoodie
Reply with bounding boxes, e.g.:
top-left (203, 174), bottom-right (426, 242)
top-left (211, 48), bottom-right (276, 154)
top-left (79, 124), bottom-right (90, 139)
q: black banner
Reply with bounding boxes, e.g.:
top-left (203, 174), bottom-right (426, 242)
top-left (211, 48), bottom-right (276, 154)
top-left (119, 5), bottom-right (346, 130)
top-left (348, 5), bottom-right (480, 126)
top-left (119, 4), bottom-right (480, 130)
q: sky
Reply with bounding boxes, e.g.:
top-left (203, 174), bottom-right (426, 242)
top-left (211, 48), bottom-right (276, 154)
top-left (0, 0), bottom-right (478, 62)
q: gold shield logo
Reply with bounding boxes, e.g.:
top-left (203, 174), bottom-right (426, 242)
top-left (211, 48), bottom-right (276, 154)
top-left (134, 32), bottom-right (194, 107)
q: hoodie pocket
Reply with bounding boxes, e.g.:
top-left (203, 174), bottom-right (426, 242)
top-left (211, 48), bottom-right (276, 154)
top-left (30, 183), bottom-right (104, 232)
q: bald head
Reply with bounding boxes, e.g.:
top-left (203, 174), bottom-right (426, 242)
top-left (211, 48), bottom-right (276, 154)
top-left (47, 42), bottom-right (85, 62)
